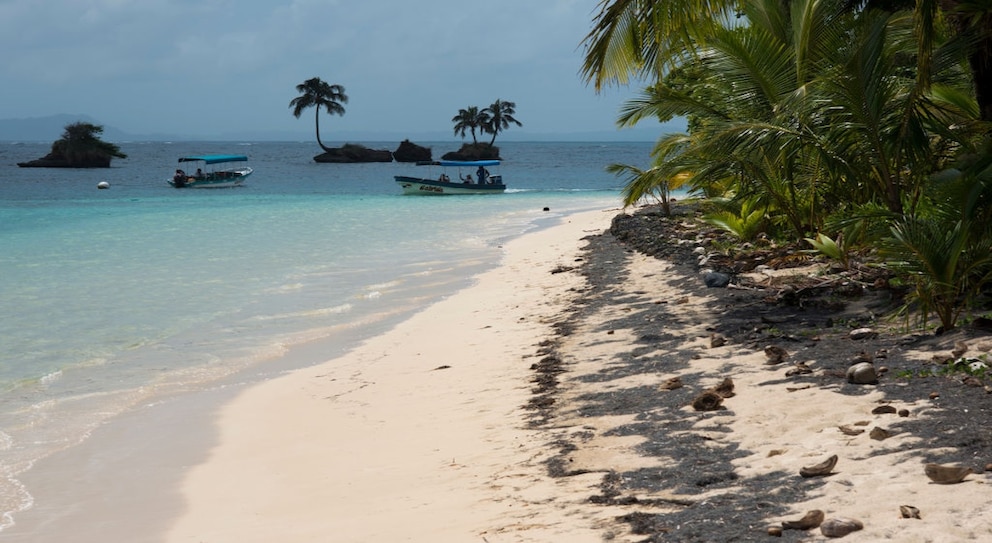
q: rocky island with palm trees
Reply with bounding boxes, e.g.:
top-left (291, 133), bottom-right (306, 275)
top-left (290, 76), bottom-right (522, 163)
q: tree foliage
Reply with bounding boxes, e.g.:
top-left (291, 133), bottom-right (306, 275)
top-left (290, 77), bottom-right (348, 152)
top-left (584, 0), bottom-right (992, 330)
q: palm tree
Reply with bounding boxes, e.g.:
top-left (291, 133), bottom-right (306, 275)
top-left (451, 106), bottom-right (489, 144)
top-left (289, 77), bottom-right (348, 152)
top-left (482, 99), bottom-right (522, 145)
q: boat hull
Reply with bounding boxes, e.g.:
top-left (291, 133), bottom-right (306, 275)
top-left (394, 176), bottom-right (505, 195)
top-left (169, 167), bottom-right (253, 188)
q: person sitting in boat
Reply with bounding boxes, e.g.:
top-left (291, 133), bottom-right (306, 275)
top-left (462, 174), bottom-right (473, 184)
top-left (195, 168), bottom-right (204, 179)
top-left (439, 173), bottom-right (450, 182)
top-left (173, 169), bottom-right (186, 183)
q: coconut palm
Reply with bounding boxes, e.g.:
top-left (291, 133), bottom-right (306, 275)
top-left (451, 106), bottom-right (489, 144)
top-left (581, 0), bottom-right (992, 121)
top-left (482, 99), bottom-right (522, 145)
top-left (289, 77), bottom-right (348, 152)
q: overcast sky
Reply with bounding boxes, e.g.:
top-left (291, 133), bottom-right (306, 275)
top-left (0, 0), bottom-right (684, 141)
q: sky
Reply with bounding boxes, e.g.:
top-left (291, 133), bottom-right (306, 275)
top-left (0, 0), bottom-right (685, 141)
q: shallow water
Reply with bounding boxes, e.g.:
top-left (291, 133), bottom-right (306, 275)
top-left (0, 139), bottom-right (653, 529)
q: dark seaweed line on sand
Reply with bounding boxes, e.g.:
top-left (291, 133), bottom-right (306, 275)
top-left (523, 205), bottom-right (992, 542)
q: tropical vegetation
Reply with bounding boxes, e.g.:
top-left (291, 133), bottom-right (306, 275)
top-left (17, 122), bottom-right (126, 168)
top-left (582, 0), bottom-right (992, 331)
top-left (451, 99), bottom-right (522, 144)
top-left (290, 77), bottom-right (348, 152)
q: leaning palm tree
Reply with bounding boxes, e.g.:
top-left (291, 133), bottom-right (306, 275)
top-left (482, 99), bottom-right (522, 145)
top-left (289, 77), bottom-right (348, 152)
top-left (451, 106), bottom-right (489, 144)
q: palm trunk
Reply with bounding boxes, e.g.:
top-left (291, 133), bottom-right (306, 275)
top-left (315, 108), bottom-right (332, 153)
top-left (969, 14), bottom-right (992, 122)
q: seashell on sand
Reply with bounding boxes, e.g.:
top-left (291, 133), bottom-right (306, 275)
top-left (710, 377), bottom-right (735, 398)
top-left (659, 376), bottom-right (683, 391)
top-left (764, 344), bottom-right (789, 364)
top-left (924, 463), bottom-right (973, 484)
top-left (691, 390), bottom-right (723, 411)
top-left (800, 454), bottom-right (838, 478)
top-left (900, 505), bottom-right (921, 519)
top-left (782, 509), bottom-right (825, 530)
top-left (838, 425), bottom-right (864, 436)
top-left (820, 517), bottom-right (863, 538)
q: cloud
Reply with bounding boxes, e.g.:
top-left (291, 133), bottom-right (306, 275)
top-left (0, 0), bottom-right (672, 140)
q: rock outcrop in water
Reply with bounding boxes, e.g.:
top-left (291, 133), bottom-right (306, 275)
top-left (314, 143), bottom-right (393, 163)
top-left (392, 140), bottom-right (432, 163)
top-left (17, 122), bottom-right (126, 168)
top-left (441, 143), bottom-right (501, 161)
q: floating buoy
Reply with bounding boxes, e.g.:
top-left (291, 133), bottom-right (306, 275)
top-left (97, 181), bottom-right (110, 189)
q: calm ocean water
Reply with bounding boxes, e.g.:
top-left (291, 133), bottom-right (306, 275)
top-left (0, 139), bottom-right (652, 529)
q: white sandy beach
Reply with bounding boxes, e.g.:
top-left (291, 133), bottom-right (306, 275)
top-left (162, 209), bottom-right (622, 542)
top-left (7, 205), bottom-right (989, 542)
top-left (159, 206), bottom-right (992, 542)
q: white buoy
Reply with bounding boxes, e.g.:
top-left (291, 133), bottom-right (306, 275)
top-left (97, 181), bottom-right (110, 189)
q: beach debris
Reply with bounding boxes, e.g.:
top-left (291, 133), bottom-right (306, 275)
top-left (952, 341), bottom-right (969, 358)
top-left (764, 344), bottom-right (789, 365)
top-left (900, 505), bottom-right (921, 519)
top-left (432, 365), bottom-right (451, 371)
top-left (846, 362), bottom-right (878, 384)
top-left (785, 362), bottom-right (813, 377)
top-left (838, 425), bottom-right (865, 436)
top-left (924, 463), bottom-right (973, 484)
top-left (851, 351), bottom-right (873, 364)
top-left (691, 390), bottom-right (724, 411)
top-left (849, 327), bottom-right (877, 340)
top-left (767, 449), bottom-right (787, 457)
top-left (782, 509), bottom-right (825, 530)
top-left (97, 181), bottom-right (110, 189)
top-left (659, 376), bottom-right (684, 390)
top-left (869, 427), bottom-right (892, 440)
top-left (709, 333), bottom-right (726, 348)
top-left (898, 408), bottom-right (910, 417)
top-left (932, 353), bottom-right (954, 364)
top-left (703, 271), bottom-right (731, 288)
top-left (871, 404), bottom-right (897, 415)
top-left (767, 525), bottom-right (783, 537)
top-left (711, 377), bottom-right (735, 398)
top-left (820, 517), bottom-right (863, 538)
top-left (800, 454), bottom-right (838, 478)
top-left (786, 384), bottom-right (812, 392)
top-left (929, 391), bottom-right (940, 400)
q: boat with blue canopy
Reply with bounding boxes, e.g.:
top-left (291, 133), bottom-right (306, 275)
top-left (168, 154), bottom-right (253, 188)
top-left (394, 159), bottom-right (504, 195)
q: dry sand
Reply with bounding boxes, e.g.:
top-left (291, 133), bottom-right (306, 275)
top-left (160, 205), bottom-right (991, 542)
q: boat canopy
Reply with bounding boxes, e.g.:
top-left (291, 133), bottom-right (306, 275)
top-left (178, 154), bottom-right (249, 165)
top-left (436, 160), bottom-right (501, 167)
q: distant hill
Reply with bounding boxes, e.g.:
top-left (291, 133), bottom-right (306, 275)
top-left (0, 114), bottom-right (145, 143)
top-left (0, 114), bottom-right (682, 143)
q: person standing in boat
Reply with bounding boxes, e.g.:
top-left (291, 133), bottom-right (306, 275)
top-left (476, 165), bottom-right (486, 184)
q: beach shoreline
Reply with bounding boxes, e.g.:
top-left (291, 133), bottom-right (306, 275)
top-left (6, 202), bottom-right (991, 542)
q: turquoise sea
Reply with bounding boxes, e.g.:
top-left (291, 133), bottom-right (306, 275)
top-left (0, 139), bottom-right (652, 530)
